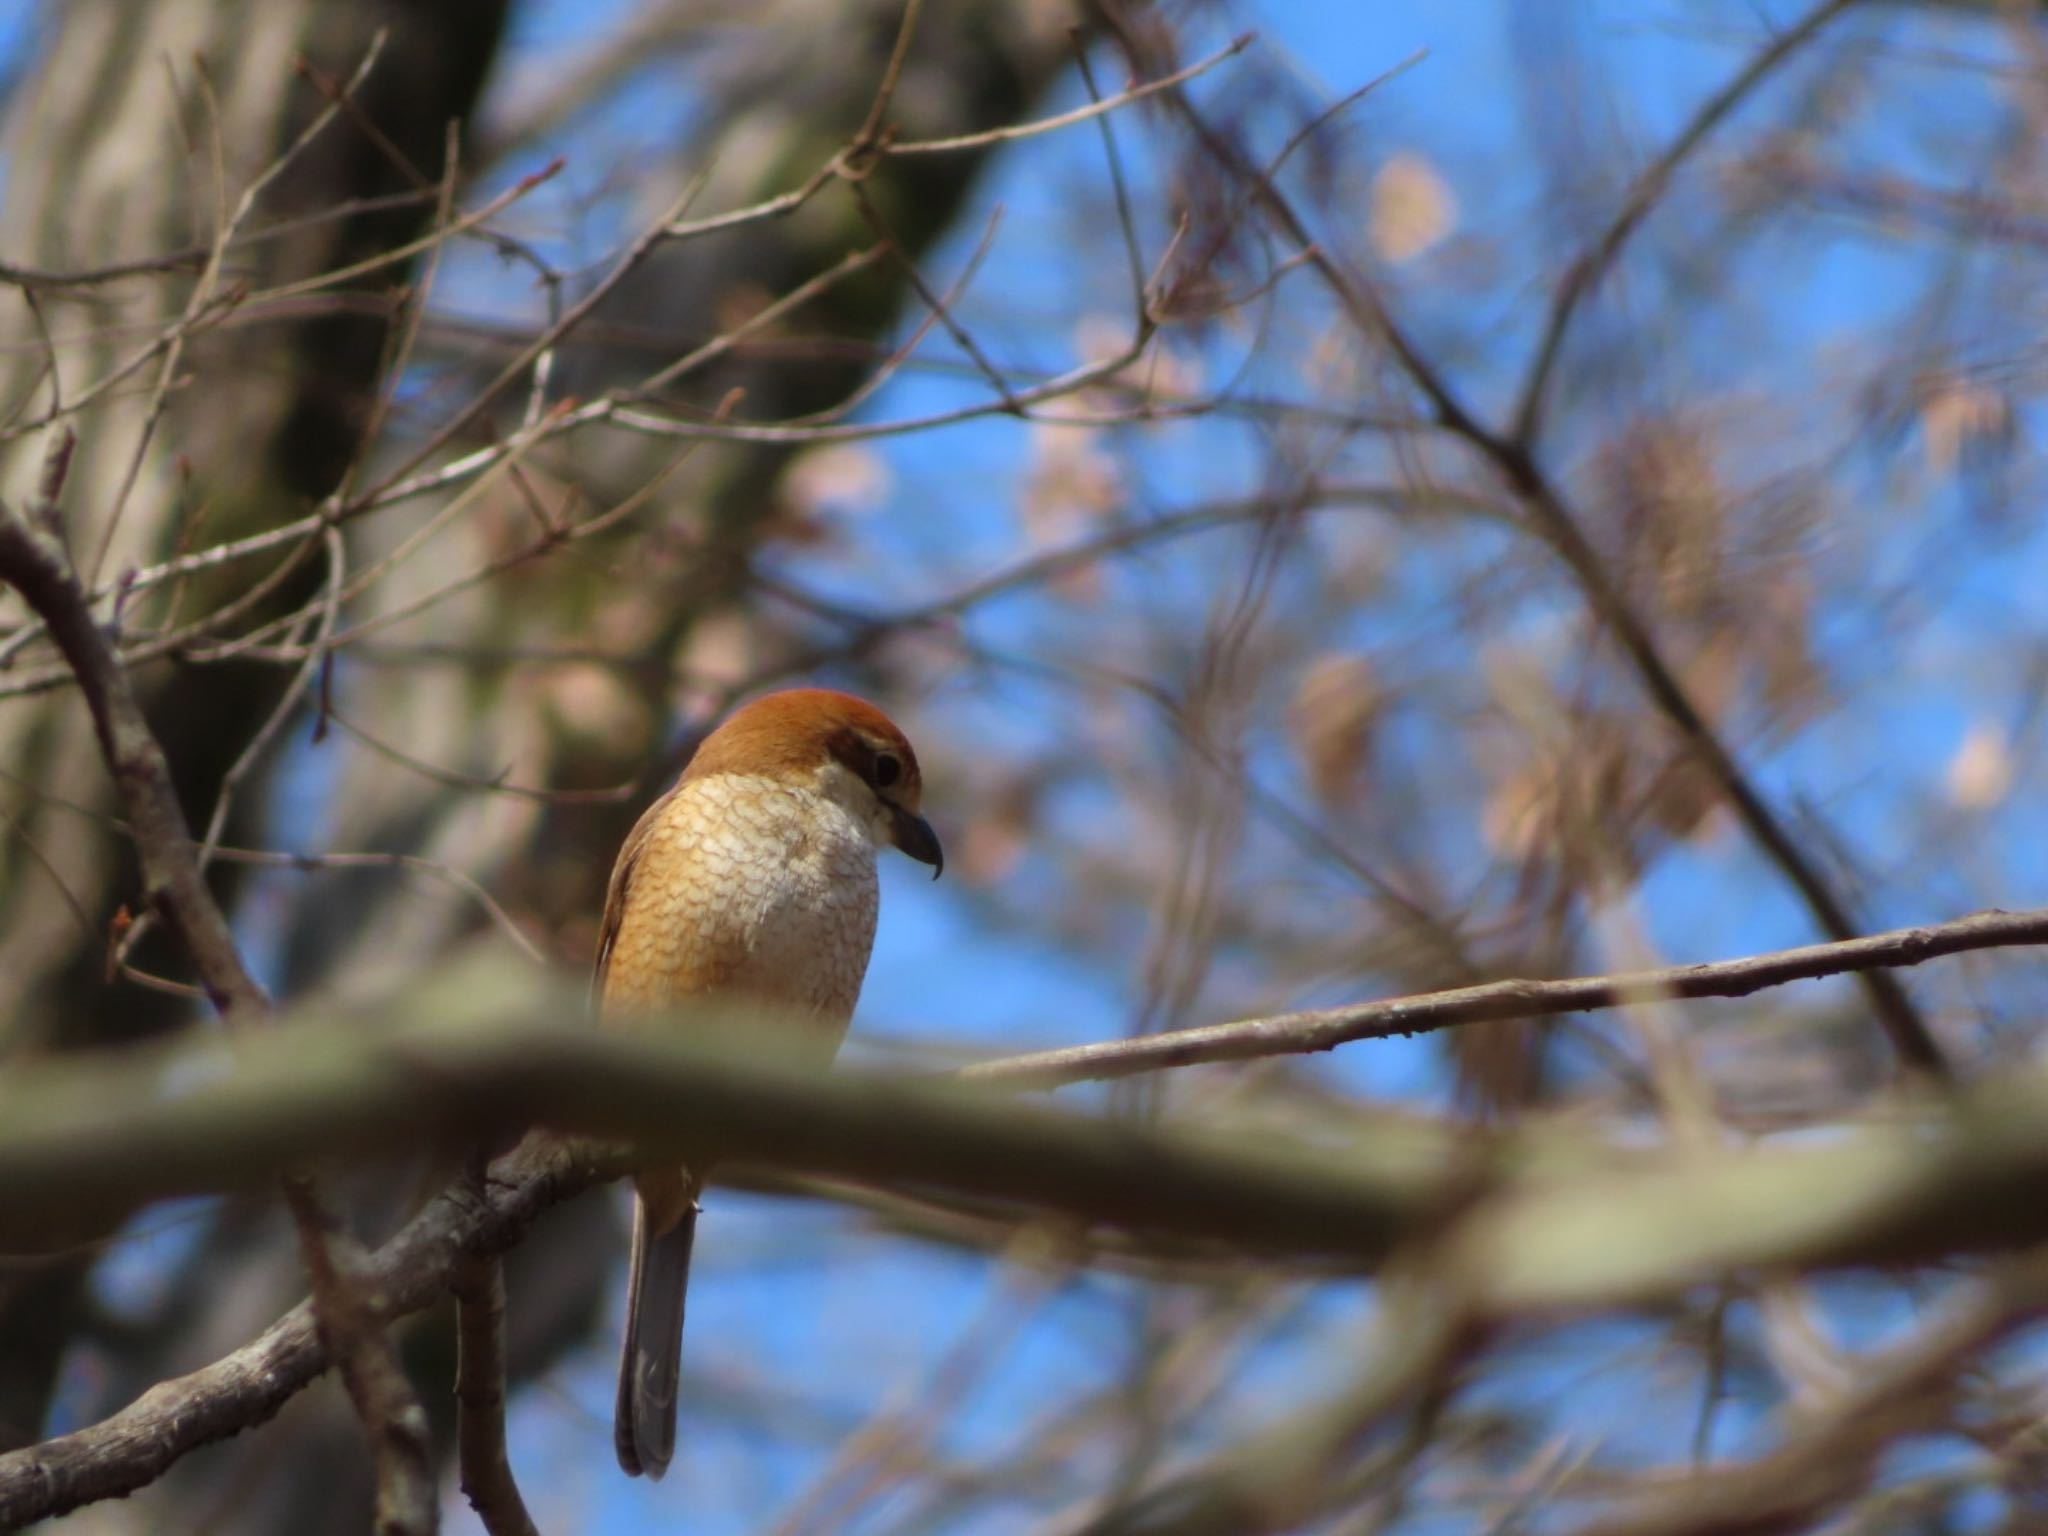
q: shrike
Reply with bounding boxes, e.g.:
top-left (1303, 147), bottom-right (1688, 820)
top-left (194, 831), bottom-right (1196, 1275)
top-left (595, 688), bottom-right (941, 1478)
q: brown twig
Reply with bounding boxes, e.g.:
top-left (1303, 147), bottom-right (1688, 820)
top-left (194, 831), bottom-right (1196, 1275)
top-left (452, 1255), bottom-right (541, 1536)
top-left (961, 906), bottom-right (2038, 1090)
top-left (280, 1174), bottom-right (437, 1536)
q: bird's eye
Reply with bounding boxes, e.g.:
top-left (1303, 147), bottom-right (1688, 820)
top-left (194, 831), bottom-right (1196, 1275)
top-left (872, 751), bottom-right (902, 788)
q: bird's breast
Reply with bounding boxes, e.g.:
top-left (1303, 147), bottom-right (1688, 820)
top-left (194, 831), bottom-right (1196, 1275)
top-left (605, 773), bottom-right (881, 1036)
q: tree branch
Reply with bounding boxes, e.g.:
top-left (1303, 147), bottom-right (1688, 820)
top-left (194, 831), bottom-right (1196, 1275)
top-left (0, 974), bottom-right (1454, 1256)
top-left (7, 944), bottom-right (2048, 1526)
top-left (963, 905), bottom-right (2043, 1090)
top-left (452, 1255), bottom-right (539, 1536)
top-left (1485, 444), bottom-right (1952, 1081)
top-left (0, 460), bottom-right (265, 1020)
top-left (1510, 0), bottom-right (1863, 444)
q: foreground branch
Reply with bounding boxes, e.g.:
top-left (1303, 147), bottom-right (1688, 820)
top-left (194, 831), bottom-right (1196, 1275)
top-left (4, 978), bottom-right (2048, 1292)
top-left (9, 972), bottom-right (2048, 1524)
top-left (0, 970), bottom-right (1451, 1259)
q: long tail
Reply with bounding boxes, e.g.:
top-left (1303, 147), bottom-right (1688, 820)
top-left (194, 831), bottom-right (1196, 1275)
top-left (615, 1192), bottom-right (697, 1479)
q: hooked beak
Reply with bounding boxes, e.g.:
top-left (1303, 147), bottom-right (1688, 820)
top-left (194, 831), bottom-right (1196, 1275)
top-left (889, 805), bottom-right (944, 879)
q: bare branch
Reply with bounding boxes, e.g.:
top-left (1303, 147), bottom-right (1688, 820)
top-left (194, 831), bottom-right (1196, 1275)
top-left (1125, 10), bottom-right (1949, 1083)
top-left (7, 969), bottom-right (2048, 1523)
top-left (962, 905), bottom-right (2044, 1091)
top-left (886, 33), bottom-right (1254, 157)
top-left (0, 479), bottom-right (266, 1018)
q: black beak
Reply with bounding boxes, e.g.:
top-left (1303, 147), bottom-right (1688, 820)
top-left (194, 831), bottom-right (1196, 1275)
top-left (889, 805), bottom-right (944, 879)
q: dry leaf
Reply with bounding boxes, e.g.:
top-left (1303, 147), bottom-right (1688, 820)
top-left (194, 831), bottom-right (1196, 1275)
top-left (1370, 152), bottom-right (1455, 263)
top-left (957, 775), bottom-right (1039, 885)
top-left (1599, 420), bottom-right (1726, 621)
top-left (1019, 423), bottom-right (1121, 601)
top-left (784, 443), bottom-right (891, 520)
top-left (1290, 653), bottom-right (1381, 808)
top-left (1920, 376), bottom-right (2013, 477)
top-left (542, 663), bottom-right (644, 753)
top-left (1946, 721), bottom-right (2013, 809)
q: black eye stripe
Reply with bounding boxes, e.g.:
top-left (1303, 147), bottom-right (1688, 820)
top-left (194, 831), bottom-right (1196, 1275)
top-left (827, 727), bottom-right (910, 790)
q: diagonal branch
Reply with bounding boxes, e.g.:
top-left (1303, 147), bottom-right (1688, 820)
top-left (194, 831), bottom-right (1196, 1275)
top-left (0, 448), bottom-right (265, 1020)
top-left (1482, 442), bottom-right (1950, 1081)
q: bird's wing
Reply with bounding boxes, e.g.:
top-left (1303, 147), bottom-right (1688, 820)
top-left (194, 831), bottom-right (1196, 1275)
top-left (595, 781), bottom-right (754, 1014)
top-left (593, 784), bottom-right (674, 1008)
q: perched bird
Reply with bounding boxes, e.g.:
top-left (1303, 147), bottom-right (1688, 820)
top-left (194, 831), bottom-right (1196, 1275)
top-left (595, 688), bottom-right (942, 1479)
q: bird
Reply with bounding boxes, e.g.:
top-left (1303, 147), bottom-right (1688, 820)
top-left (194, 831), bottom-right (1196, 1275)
top-left (594, 687), bottom-right (942, 1479)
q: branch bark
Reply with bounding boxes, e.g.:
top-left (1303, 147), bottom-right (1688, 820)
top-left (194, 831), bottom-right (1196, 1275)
top-left (0, 479), bottom-right (266, 1021)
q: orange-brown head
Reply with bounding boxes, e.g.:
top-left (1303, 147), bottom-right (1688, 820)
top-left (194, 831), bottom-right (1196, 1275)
top-left (682, 688), bottom-right (942, 877)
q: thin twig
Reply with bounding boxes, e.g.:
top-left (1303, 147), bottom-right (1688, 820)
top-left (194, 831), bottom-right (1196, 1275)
top-left (1510, 0), bottom-right (1864, 445)
top-left (328, 707), bottom-right (639, 805)
top-left (452, 1255), bottom-right (540, 1536)
top-left (886, 33), bottom-right (1254, 156)
top-left (88, 32), bottom-right (393, 586)
top-left (958, 905), bottom-right (2043, 1090)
